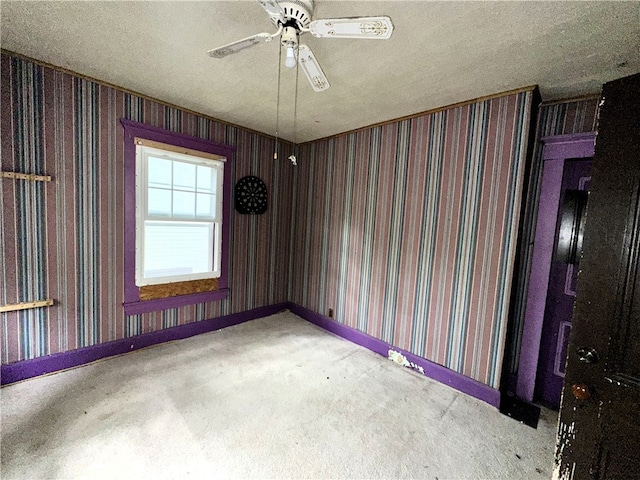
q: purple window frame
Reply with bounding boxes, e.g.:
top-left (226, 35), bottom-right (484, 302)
top-left (121, 119), bottom-right (235, 315)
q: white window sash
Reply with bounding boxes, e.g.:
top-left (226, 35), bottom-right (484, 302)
top-left (135, 144), bottom-right (224, 287)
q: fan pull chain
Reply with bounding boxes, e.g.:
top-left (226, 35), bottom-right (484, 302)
top-left (287, 47), bottom-right (299, 166)
top-left (293, 50), bottom-right (299, 146)
top-left (274, 43), bottom-right (283, 160)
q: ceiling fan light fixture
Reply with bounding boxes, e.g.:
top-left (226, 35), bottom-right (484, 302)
top-left (281, 25), bottom-right (299, 69)
top-left (208, 0), bottom-right (394, 91)
top-left (285, 46), bottom-right (297, 68)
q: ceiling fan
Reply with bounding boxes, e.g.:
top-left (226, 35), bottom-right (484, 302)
top-left (207, 0), bottom-right (394, 92)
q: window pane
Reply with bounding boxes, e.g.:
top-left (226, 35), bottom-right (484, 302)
top-left (213, 222), bottom-right (221, 274)
top-left (173, 191), bottom-right (195, 217)
top-left (148, 157), bottom-right (172, 188)
top-left (148, 188), bottom-right (172, 216)
top-left (173, 162), bottom-right (196, 190)
top-left (196, 193), bottom-right (215, 219)
top-left (143, 222), bottom-right (213, 278)
top-left (197, 165), bottom-right (215, 193)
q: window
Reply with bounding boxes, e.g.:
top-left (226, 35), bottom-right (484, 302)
top-left (121, 120), bottom-right (234, 315)
top-left (136, 145), bottom-right (224, 286)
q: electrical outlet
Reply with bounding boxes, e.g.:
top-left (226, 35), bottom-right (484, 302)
top-left (328, 308), bottom-right (334, 318)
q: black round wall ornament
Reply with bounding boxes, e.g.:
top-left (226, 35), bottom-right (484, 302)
top-left (235, 175), bottom-right (268, 214)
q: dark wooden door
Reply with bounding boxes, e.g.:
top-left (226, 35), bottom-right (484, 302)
top-left (555, 73), bottom-right (640, 479)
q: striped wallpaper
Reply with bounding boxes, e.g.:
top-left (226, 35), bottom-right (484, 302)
top-left (506, 96), bottom-right (600, 375)
top-left (1, 51), bottom-right (553, 391)
top-left (1, 54), bottom-right (293, 364)
top-left (288, 91), bottom-right (534, 388)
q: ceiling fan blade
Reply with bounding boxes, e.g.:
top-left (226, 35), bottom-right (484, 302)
top-left (257, 0), bottom-right (285, 23)
top-left (298, 44), bottom-right (330, 92)
top-left (309, 16), bottom-right (394, 39)
top-left (208, 33), bottom-right (273, 59)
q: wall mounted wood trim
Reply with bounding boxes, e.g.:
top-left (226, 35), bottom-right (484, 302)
top-left (1, 171), bottom-right (52, 182)
top-left (0, 299), bottom-right (54, 313)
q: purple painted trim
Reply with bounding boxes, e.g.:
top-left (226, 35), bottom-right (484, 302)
top-left (517, 159), bottom-right (564, 401)
top-left (516, 132), bottom-right (595, 402)
top-left (123, 288), bottom-right (230, 316)
top-left (120, 119), bottom-right (234, 313)
top-left (541, 133), bottom-right (596, 160)
top-left (120, 119), bottom-right (236, 157)
top-left (1, 303), bottom-right (286, 386)
top-left (287, 303), bottom-right (501, 408)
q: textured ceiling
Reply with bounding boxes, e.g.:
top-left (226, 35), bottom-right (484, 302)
top-left (1, 1), bottom-right (639, 142)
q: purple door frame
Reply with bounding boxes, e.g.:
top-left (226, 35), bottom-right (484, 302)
top-left (516, 132), bottom-right (595, 402)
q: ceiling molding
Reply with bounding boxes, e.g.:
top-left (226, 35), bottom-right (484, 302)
top-left (299, 85), bottom-right (538, 146)
top-left (2, 49), bottom-right (539, 148)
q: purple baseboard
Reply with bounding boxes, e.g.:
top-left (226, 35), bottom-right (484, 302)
top-left (2, 302), bottom-right (501, 408)
top-left (287, 303), bottom-right (501, 408)
top-left (1, 303), bottom-right (287, 386)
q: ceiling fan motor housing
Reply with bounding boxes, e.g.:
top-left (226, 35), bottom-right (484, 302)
top-left (281, 26), bottom-right (299, 48)
top-left (273, 0), bottom-right (314, 30)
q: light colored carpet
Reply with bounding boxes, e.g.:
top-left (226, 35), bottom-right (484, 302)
top-left (1, 310), bottom-right (556, 479)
